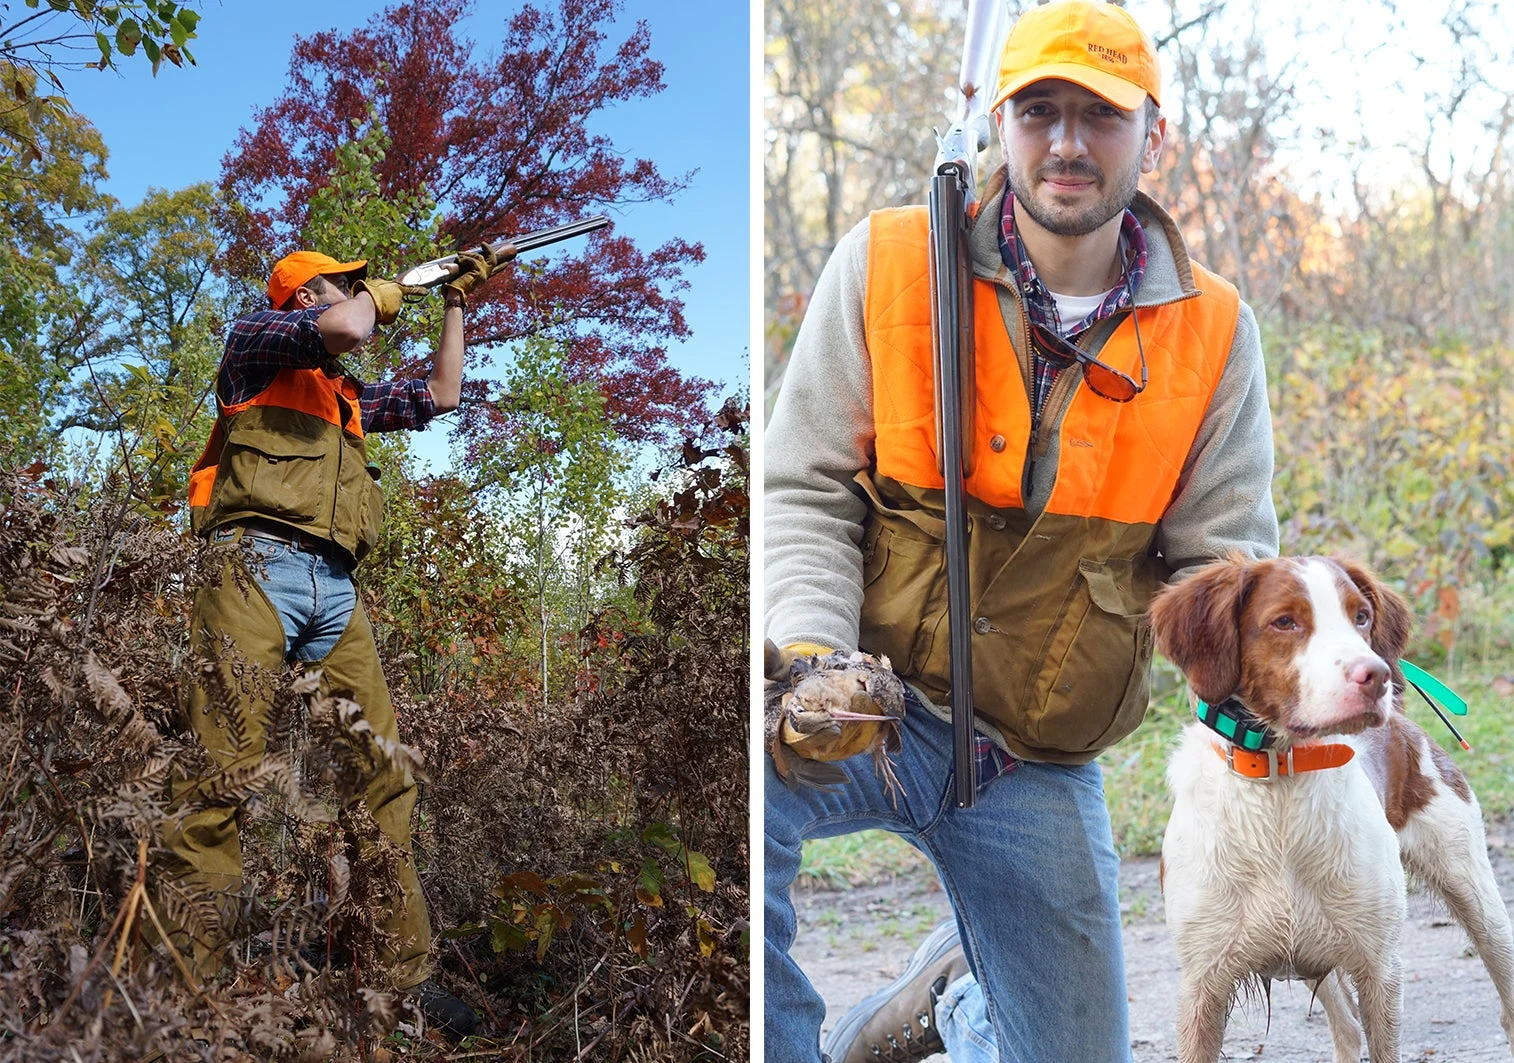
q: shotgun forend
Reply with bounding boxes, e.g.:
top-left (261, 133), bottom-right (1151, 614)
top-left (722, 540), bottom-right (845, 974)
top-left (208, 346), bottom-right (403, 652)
top-left (396, 215), bottom-right (611, 288)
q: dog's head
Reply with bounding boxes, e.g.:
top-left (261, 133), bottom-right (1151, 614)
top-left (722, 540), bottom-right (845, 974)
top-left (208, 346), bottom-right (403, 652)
top-left (1149, 555), bottom-right (1412, 739)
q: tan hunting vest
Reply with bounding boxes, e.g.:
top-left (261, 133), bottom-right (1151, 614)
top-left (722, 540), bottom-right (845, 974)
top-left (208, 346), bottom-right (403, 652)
top-left (187, 367), bottom-right (383, 564)
top-left (859, 205), bottom-right (1240, 763)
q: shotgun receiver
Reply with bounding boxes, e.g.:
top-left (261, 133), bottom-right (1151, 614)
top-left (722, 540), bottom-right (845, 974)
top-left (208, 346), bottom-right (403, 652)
top-left (396, 215), bottom-right (611, 288)
top-left (930, 0), bottom-right (1003, 809)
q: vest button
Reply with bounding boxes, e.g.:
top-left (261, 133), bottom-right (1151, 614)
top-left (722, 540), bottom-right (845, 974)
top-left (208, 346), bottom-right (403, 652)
top-left (973, 616), bottom-right (991, 635)
top-left (987, 514), bottom-right (1006, 531)
top-left (989, 434), bottom-right (1006, 452)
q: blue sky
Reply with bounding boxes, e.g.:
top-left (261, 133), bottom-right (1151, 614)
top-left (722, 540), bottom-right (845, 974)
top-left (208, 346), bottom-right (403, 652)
top-left (61, 0), bottom-right (750, 462)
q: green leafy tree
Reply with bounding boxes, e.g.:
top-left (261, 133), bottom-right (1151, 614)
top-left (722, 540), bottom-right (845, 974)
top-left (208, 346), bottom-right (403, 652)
top-left (63, 182), bottom-right (226, 507)
top-left (0, 1), bottom-right (201, 161)
top-left (474, 335), bottom-right (628, 715)
top-left (362, 445), bottom-right (534, 699)
top-left (0, 68), bottom-right (109, 464)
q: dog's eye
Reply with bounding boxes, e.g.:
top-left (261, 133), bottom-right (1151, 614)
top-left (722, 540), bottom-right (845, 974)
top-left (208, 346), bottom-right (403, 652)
top-left (1271, 615), bottom-right (1297, 631)
top-left (1355, 608), bottom-right (1371, 627)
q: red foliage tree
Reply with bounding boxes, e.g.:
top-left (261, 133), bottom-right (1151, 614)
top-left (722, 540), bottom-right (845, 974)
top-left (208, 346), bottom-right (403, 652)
top-left (218, 0), bottom-right (713, 443)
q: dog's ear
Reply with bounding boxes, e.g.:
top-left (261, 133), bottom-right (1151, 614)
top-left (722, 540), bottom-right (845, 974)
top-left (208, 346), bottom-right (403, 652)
top-left (1149, 557), bottom-right (1253, 704)
top-left (1332, 557), bottom-right (1413, 663)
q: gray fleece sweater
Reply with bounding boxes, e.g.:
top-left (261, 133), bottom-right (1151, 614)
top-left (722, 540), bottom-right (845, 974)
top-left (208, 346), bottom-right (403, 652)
top-left (765, 180), bottom-right (1280, 665)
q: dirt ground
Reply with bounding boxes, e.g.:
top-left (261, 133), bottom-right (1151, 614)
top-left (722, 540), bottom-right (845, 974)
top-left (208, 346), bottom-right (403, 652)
top-left (791, 824), bottom-right (1514, 1061)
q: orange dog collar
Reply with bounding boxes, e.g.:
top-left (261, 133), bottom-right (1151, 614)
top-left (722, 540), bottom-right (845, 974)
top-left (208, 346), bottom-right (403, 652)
top-left (1212, 741), bottom-right (1355, 781)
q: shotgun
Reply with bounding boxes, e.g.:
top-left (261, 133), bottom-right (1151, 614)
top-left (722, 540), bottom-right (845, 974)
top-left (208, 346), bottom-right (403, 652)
top-left (930, 0), bottom-right (1003, 809)
top-left (396, 215), bottom-right (611, 288)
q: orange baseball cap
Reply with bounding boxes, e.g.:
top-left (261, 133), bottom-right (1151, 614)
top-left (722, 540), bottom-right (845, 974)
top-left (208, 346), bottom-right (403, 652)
top-left (989, 0), bottom-right (1161, 114)
top-left (266, 250), bottom-right (368, 309)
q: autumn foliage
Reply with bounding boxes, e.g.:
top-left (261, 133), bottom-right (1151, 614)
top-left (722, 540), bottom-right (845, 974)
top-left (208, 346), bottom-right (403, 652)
top-left (1, 0), bottom-right (746, 1055)
top-left (0, 400), bottom-right (749, 1060)
top-left (218, 0), bottom-right (712, 444)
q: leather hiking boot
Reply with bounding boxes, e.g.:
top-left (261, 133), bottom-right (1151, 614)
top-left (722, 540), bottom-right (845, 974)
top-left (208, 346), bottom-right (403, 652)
top-left (407, 978), bottom-right (479, 1040)
top-left (823, 919), bottom-right (968, 1062)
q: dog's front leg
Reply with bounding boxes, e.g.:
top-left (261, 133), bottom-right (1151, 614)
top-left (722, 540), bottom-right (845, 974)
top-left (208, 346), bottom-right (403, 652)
top-left (1176, 974), bottom-right (1233, 1063)
top-left (1352, 957), bottom-right (1402, 1062)
top-left (1311, 972), bottom-right (1363, 1063)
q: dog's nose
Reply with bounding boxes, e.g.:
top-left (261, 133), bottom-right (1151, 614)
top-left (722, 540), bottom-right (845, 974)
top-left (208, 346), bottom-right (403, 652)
top-left (1346, 657), bottom-right (1389, 701)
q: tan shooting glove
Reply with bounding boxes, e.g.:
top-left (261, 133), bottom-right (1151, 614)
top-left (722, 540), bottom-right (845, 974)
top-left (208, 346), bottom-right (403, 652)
top-left (763, 640), bottom-right (907, 794)
top-left (442, 248), bottom-right (498, 305)
top-left (353, 277), bottom-right (406, 325)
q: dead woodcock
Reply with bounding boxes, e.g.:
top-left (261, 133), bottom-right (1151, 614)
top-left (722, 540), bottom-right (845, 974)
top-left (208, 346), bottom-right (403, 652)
top-left (763, 640), bottom-right (907, 801)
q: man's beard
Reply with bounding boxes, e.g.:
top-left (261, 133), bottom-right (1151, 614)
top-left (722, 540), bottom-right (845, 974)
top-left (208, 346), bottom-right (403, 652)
top-left (1008, 157), bottom-right (1140, 237)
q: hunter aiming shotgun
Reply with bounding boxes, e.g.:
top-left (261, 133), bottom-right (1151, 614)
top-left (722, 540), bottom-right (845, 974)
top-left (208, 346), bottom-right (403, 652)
top-left (931, 0), bottom-right (1003, 809)
top-left (397, 214), bottom-right (611, 289)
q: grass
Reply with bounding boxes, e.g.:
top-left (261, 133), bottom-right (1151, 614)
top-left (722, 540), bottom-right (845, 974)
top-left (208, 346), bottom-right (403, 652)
top-left (797, 655), bottom-right (1514, 889)
top-left (796, 829), bottom-right (931, 890)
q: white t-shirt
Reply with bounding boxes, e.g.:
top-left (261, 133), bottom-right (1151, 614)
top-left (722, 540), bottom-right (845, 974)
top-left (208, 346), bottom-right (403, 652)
top-left (1048, 287), bottom-right (1117, 336)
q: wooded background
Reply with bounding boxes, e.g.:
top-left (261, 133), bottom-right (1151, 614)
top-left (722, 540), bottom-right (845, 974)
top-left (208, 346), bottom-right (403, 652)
top-left (771, 0), bottom-right (1514, 872)
top-left (0, 1), bottom-right (747, 1059)
top-left (767, 0), bottom-right (1514, 670)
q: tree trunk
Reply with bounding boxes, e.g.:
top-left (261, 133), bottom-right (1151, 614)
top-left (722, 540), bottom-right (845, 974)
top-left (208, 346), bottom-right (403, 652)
top-left (538, 488), bottom-right (548, 720)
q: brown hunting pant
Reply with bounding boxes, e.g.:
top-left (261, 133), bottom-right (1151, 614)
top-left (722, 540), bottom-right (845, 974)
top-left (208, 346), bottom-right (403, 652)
top-left (157, 542), bottom-right (431, 988)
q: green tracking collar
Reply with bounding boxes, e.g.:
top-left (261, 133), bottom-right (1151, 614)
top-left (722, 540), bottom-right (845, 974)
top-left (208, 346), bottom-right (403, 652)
top-left (1195, 661), bottom-right (1469, 753)
top-left (1194, 697), bottom-right (1275, 751)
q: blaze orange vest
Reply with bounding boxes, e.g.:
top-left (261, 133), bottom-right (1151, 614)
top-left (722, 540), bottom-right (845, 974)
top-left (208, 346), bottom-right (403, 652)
top-left (188, 366), bottom-right (383, 564)
top-left (857, 204), bottom-right (1240, 762)
top-left (865, 205), bottom-right (1239, 519)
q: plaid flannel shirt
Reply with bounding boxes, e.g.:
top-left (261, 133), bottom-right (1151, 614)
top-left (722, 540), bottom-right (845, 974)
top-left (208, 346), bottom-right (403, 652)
top-left (217, 306), bottom-right (436, 433)
top-left (969, 194), bottom-right (1148, 786)
top-left (998, 191), bottom-right (1149, 422)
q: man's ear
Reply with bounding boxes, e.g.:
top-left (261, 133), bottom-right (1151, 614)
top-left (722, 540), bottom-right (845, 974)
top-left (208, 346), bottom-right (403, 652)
top-left (1141, 113), bottom-right (1166, 174)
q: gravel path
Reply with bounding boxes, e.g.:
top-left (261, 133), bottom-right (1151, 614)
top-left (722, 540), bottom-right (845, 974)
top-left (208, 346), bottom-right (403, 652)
top-left (791, 825), bottom-right (1514, 1061)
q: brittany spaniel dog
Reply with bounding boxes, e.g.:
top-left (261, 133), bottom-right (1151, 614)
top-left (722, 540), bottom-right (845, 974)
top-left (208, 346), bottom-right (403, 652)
top-left (1151, 555), bottom-right (1514, 1062)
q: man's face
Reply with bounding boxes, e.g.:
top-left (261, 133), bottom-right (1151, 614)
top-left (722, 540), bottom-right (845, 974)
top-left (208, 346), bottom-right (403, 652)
top-left (998, 79), bottom-right (1164, 238)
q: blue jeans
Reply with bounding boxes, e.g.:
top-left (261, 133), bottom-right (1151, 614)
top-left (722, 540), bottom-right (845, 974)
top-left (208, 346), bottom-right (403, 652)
top-left (765, 690), bottom-right (1130, 1062)
top-left (218, 527), bottom-right (357, 661)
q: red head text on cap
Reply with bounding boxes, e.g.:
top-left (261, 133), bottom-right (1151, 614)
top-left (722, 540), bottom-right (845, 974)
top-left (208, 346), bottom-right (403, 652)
top-left (990, 0), bottom-right (1161, 115)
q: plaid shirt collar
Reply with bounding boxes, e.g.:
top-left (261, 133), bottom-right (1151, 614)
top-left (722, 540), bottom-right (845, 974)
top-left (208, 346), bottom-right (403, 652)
top-left (998, 190), bottom-right (1149, 342)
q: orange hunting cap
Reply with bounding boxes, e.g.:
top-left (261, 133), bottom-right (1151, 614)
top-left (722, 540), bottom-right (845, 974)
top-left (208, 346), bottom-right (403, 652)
top-left (266, 250), bottom-right (368, 309)
top-left (990, 0), bottom-right (1161, 114)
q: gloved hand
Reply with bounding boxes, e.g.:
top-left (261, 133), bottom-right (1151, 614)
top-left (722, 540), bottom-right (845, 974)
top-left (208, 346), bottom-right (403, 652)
top-left (763, 639), bottom-right (907, 797)
top-left (763, 640), bottom-right (835, 682)
top-left (442, 247), bottom-right (498, 304)
top-left (353, 277), bottom-right (406, 325)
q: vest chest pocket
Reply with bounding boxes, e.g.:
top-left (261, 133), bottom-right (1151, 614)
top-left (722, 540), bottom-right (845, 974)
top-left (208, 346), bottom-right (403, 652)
top-left (212, 427), bottom-right (328, 525)
top-left (356, 475), bottom-right (384, 561)
top-left (1028, 557), bottom-right (1158, 753)
top-left (858, 519), bottom-right (947, 687)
